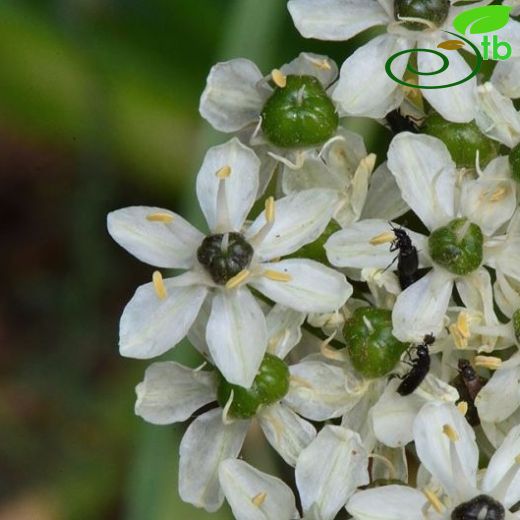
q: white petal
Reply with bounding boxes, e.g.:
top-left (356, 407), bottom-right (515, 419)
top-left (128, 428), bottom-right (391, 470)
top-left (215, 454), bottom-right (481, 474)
top-left (461, 181), bottom-right (516, 238)
top-left (361, 162), bottom-right (409, 221)
top-left (475, 361), bottom-right (520, 423)
top-left (199, 59), bottom-right (265, 132)
top-left (265, 304), bottom-right (305, 360)
top-left (332, 35), bottom-right (409, 118)
top-left (372, 380), bottom-right (424, 448)
top-left (219, 459), bottom-right (298, 520)
top-left (285, 360), bottom-right (363, 421)
top-left (248, 189), bottom-right (340, 261)
top-left (250, 259), bottom-right (352, 313)
top-left (475, 82), bottom-right (520, 148)
top-left (258, 402), bottom-right (316, 467)
top-left (325, 219), bottom-right (428, 270)
top-left (483, 424), bottom-right (520, 508)
top-left (287, 0), bottom-right (389, 41)
top-left (418, 42), bottom-right (477, 123)
top-left (196, 138), bottom-right (260, 233)
top-left (482, 19), bottom-right (520, 59)
top-left (296, 425), bottom-right (369, 520)
top-left (492, 58), bottom-right (520, 99)
top-left (494, 271), bottom-right (520, 319)
top-left (387, 132), bottom-right (456, 230)
top-left (206, 288), bottom-right (267, 387)
top-left (135, 362), bottom-right (216, 424)
top-left (282, 157), bottom-right (342, 194)
top-left (179, 409), bottom-right (249, 512)
top-left (119, 278), bottom-right (208, 358)
top-left (280, 52), bottom-right (338, 87)
top-left (347, 486), bottom-right (428, 520)
top-left (187, 294), bottom-right (213, 358)
top-left (107, 206), bottom-right (202, 268)
top-left (392, 269), bottom-right (453, 342)
top-left (414, 402), bottom-right (478, 499)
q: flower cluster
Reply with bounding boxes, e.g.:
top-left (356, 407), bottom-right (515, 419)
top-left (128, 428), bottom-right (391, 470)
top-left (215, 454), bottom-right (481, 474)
top-left (108, 1), bottom-right (520, 518)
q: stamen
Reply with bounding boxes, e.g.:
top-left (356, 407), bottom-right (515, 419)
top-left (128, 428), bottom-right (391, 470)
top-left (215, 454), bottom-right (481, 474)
top-left (216, 165), bottom-right (231, 179)
top-left (251, 492), bottom-right (267, 507)
top-left (423, 489), bottom-right (445, 514)
top-left (449, 323), bottom-right (468, 349)
top-left (152, 271), bottom-right (168, 300)
top-left (307, 56), bottom-right (331, 70)
top-left (442, 424), bottom-right (459, 442)
top-left (271, 69), bottom-right (286, 88)
top-left (265, 196), bottom-right (275, 223)
top-left (320, 332), bottom-right (348, 361)
top-left (369, 231), bottom-right (395, 245)
top-left (490, 186), bottom-right (508, 202)
top-left (225, 269), bottom-right (251, 289)
top-left (457, 401), bottom-right (469, 416)
top-left (146, 212), bottom-right (174, 223)
top-left (457, 312), bottom-right (471, 340)
top-left (263, 270), bottom-right (292, 282)
top-left (474, 355), bottom-right (502, 370)
top-left (222, 389), bottom-right (235, 426)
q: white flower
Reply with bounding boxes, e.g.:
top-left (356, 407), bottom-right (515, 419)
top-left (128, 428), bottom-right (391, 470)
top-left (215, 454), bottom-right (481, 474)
top-left (326, 133), bottom-right (517, 341)
top-left (492, 58), bottom-right (520, 99)
top-left (288, 0), bottom-right (520, 122)
top-left (134, 305), bottom-right (316, 512)
top-left (107, 138), bottom-right (352, 387)
top-left (347, 402), bottom-right (520, 519)
top-left (281, 128), bottom-right (408, 227)
top-left (219, 425), bottom-right (369, 520)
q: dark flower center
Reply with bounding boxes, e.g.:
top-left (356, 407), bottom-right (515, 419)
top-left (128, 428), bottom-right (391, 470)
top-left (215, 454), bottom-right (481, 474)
top-left (451, 494), bottom-right (505, 520)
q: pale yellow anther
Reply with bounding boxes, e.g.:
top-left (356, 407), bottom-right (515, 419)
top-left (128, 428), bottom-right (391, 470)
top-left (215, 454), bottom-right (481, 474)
top-left (146, 212), bottom-right (174, 223)
top-left (271, 69), bottom-right (287, 88)
top-left (474, 355), bottom-right (502, 370)
top-left (490, 186), bottom-right (508, 202)
top-left (369, 231), bottom-right (395, 246)
top-left (252, 492), bottom-right (267, 507)
top-left (265, 196), bottom-right (275, 223)
top-left (152, 271), bottom-right (168, 300)
top-left (449, 323), bottom-right (468, 349)
top-left (263, 270), bottom-right (292, 282)
top-left (307, 55), bottom-right (332, 70)
top-left (423, 489), bottom-right (444, 514)
top-left (457, 401), bottom-right (469, 416)
top-left (442, 424), bottom-right (459, 442)
top-left (457, 312), bottom-right (470, 339)
top-left (225, 269), bottom-right (251, 289)
top-left (320, 333), bottom-right (348, 361)
top-left (216, 165), bottom-right (232, 179)
top-left (515, 454), bottom-right (520, 465)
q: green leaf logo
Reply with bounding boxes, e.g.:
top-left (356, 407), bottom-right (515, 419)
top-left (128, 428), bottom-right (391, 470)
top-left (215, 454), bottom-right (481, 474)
top-left (453, 5), bottom-right (511, 35)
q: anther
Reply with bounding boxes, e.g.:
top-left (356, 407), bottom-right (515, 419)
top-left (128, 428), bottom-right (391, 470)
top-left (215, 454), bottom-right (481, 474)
top-left (271, 69), bottom-right (287, 88)
top-left (251, 492), bottom-right (267, 507)
top-left (490, 186), bottom-right (508, 202)
top-left (152, 271), bottom-right (168, 300)
top-left (308, 56), bottom-right (332, 70)
top-left (216, 165), bottom-right (231, 179)
top-left (370, 231), bottom-right (395, 245)
top-left (442, 424), bottom-right (459, 442)
top-left (457, 401), bottom-right (469, 416)
top-left (474, 355), bottom-right (502, 370)
top-left (423, 489), bottom-right (445, 514)
top-left (146, 212), bottom-right (174, 223)
top-left (263, 270), bottom-right (292, 282)
top-left (265, 196), bottom-right (275, 223)
top-left (225, 269), bottom-right (251, 289)
top-left (222, 389), bottom-right (235, 426)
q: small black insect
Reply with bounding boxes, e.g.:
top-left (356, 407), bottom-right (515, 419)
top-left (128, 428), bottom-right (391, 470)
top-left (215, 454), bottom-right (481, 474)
top-left (396, 334), bottom-right (435, 396)
top-left (455, 359), bottom-right (486, 426)
top-left (385, 108), bottom-right (422, 135)
top-left (451, 494), bottom-right (505, 520)
top-left (388, 224), bottom-right (419, 290)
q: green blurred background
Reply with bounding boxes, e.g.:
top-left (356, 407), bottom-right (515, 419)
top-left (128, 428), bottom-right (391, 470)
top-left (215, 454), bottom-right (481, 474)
top-left (0, 1), bottom-right (388, 518)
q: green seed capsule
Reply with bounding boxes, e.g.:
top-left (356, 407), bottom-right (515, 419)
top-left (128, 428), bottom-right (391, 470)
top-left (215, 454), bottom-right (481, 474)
top-left (216, 354), bottom-right (290, 419)
top-left (422, 113), bottom-right (499, 169)
top-left (261, 75), bottom-right (339, 149)
top-left (343, 307), bottom-right (409, 378)
top-left (429, 218), bottom-right (483, 275)
top-left (394, 0), bottom-right (450, 30)
top-left (509, 143), bottom-right (520, 183)
top-left (513, 309), bottom-right (520, 343)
